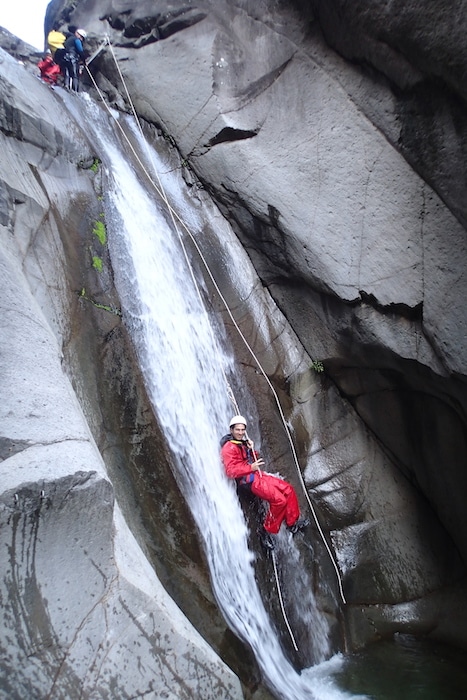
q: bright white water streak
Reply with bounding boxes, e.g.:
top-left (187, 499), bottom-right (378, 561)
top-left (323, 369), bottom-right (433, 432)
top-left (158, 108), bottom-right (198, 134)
top-left (70, 94), bottom-right (365, 700)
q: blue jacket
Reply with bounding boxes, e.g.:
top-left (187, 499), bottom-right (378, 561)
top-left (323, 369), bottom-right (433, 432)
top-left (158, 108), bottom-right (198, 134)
top-left (64, 35), bottom-right (85, 61)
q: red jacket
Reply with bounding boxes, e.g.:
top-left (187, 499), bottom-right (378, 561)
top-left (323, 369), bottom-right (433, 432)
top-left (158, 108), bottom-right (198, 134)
top-left (38, 56), bottom-right (61, 84)
top-left (221, 439), bottom-right (256, 480)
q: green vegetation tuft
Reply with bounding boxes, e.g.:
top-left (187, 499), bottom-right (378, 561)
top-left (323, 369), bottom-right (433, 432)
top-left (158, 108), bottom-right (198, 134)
top-left (310, 359), bottom-right (324, 373)
top-left (78, 288), bottom-right (122, 316)
top-left (92, 219), bottom-right (107, 245)
top-left (90, 158), bottom-right (101, 173)
top-left (92, 255), bottom-right (103, 272)
top-left (78, 156), bottom-right (101, 171)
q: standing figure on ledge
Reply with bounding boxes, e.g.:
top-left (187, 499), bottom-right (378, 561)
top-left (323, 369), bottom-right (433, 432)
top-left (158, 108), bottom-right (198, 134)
top-left (61, 28), bottom-right (87, 92)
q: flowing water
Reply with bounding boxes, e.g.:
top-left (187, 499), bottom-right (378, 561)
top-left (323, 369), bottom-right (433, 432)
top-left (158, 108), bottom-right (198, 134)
top-left (63, 92), bottom-right (467, 700)
top-left (60, 92), bottom-right (366, 700)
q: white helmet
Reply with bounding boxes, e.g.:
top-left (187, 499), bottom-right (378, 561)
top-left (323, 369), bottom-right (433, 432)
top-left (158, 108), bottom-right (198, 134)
top-left (229, 415), bottom-right (247, 428)
top-left (76, 29), bottom-right (87, 39)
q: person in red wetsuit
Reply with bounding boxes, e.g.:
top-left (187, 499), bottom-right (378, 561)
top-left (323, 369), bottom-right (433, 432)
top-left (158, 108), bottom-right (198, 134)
top-left (220, 415), bottom-right (309, 550)
top-left (38, 51), bottom-right (61, 86)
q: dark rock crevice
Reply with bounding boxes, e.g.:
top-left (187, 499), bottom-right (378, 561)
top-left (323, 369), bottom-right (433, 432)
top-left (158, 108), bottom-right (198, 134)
top-left (208, 126), bottom-right (258, 147)
top-left (102, 4), bottom-right (208, 47)
top-left (357, 291), bottom-right (423, 322)
top-left (322, 360), bottom-right (467, 562)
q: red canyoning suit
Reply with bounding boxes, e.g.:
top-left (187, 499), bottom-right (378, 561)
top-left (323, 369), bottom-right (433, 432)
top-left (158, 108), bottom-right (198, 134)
top-left (221, 438), bottom-right (300, 534)
top-left (38, 55), bottom-right (61, 85)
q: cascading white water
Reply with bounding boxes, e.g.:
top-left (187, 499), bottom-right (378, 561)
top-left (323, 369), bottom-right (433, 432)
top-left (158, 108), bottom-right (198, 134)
top-left (64, 93), bottom-right (365, 700)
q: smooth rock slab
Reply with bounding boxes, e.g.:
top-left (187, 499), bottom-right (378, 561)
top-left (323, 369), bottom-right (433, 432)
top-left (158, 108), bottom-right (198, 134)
top-left (0, 57), bottom-right (242, 695)
top-left (0, 467), bottom-right (242, 699)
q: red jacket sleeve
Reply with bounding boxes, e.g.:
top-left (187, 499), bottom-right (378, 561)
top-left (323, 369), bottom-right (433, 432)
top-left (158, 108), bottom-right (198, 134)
top-left (221, 441), bottom-right (254, 480)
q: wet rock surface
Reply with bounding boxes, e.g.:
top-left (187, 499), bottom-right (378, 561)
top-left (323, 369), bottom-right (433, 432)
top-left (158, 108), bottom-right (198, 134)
top-left (2, 0), bottom-right (467, 695)
top-left (0, 47), bottom-right (244, 699)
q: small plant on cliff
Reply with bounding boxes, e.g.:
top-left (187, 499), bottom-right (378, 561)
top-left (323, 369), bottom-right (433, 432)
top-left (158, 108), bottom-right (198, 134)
top-left (92, 255), bottom-right (103, 272)
top-left (78, 156), bottom-right (101, 171)
top-left (90, 158), bottom-right (101, 173)
top-left (79, 288), bottom-right (122, 316)
top-left (310, 359), bottom-right (324, 373)
top-left (92, 219), bottom-right (107, 245)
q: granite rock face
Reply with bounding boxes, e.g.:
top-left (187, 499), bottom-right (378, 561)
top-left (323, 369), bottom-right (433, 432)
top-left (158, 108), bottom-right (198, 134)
top-left (71, 0), bottom-right (467, 376)
top-left (1, 0), bottom-right (467, 695)
top-left (71, 0), bottom-right (467, 595)
top-left (0, 47), bottom-right (243, 699)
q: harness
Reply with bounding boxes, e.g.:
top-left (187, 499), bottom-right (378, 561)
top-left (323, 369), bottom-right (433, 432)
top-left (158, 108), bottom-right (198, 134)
top-left (237, 472), bottom-right (255, 486)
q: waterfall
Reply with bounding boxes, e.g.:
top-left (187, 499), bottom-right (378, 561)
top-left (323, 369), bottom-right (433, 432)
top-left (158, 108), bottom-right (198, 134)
top-left (64, 93), bottom-right (364, 700)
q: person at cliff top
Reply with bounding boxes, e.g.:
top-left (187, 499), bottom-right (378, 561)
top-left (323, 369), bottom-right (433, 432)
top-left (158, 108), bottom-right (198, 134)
top-left (47, 23), bottom-right (66, 59)
top-left (38, 51), bottom-right (61, 86)
top-left (220, 415), bottom-right (309, 550)
top-left (60, 28), bottom-right (87, 92)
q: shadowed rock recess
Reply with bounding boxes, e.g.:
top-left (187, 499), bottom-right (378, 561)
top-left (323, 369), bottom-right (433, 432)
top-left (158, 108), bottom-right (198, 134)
top-left (1, 0), bottom-right (467, 697)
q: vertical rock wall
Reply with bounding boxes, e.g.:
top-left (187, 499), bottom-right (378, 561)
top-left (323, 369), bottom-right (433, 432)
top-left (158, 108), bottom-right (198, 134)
top-left (2, 0), bottom-right (467, 695)
top-left (63, 0), bottom-right (467, 652)
top-left (0, 47), bottom-right (244, 699)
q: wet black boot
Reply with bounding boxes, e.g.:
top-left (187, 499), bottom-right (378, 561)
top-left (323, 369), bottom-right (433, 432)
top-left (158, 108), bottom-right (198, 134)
top-left (287, 518), bottom-right (310, 535)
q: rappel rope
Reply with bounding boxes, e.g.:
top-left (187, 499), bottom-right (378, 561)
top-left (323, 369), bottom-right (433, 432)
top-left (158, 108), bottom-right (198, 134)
top-left (83, 67), bottom-right (301, 647)
top-left (84, 41), bottom-right (346, 607)
top-left (271, 550), bottom-right (299, 651)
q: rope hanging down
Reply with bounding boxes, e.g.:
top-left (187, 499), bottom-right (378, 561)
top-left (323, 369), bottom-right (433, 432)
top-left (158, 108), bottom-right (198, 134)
top-left (83, 63), bottom-right (304, 647)
top-left (84, 42), bottom-right (346, 606)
